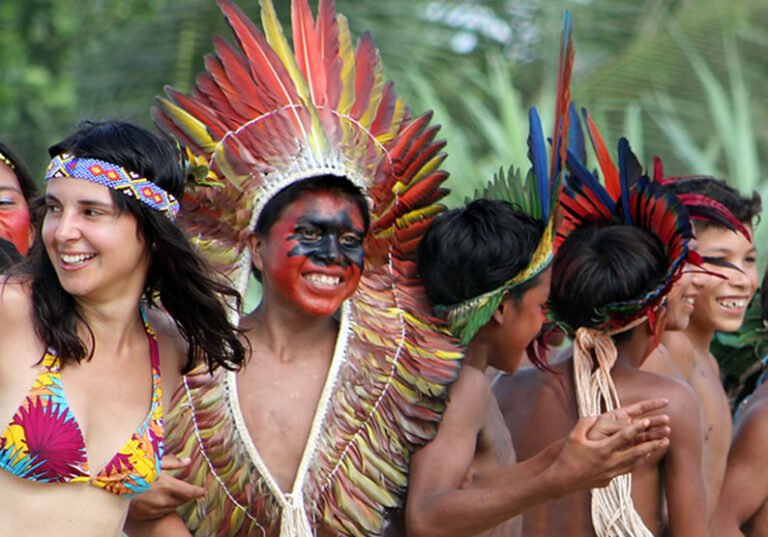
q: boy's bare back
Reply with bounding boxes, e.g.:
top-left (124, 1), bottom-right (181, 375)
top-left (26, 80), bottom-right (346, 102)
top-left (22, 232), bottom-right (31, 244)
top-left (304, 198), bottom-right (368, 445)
top-left (495, 354), bottom-right (704, 536)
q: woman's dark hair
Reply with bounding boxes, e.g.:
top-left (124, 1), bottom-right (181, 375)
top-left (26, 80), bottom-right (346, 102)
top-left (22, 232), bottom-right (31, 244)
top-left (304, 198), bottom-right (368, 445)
top-left (0, 139), bottom-right (38, 202)
top-left (252, 174), bottom-right (371, 280)
top-left (665, 175), bottom-right (762, 228)
top-left (417, 199), bottom-right (545, 307)
top-left (550, 224), bottom-right (667, 335)
top-left (0, 237), bottom-right (21, 271)
top-left (18, 120), bottom-right (245, 373)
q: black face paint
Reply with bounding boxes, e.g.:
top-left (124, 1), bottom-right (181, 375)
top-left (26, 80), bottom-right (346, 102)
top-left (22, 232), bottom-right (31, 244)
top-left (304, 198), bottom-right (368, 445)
top-left (286, 210), bottom-right (365, 269)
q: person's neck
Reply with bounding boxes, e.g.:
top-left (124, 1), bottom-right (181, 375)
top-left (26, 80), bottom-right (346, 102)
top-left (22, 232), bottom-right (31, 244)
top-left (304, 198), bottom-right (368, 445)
top-left (75, 294), bottom-right (145, 355)
top-left (614, 326), bottom-right (655, 370)
top-left (464, 337), bottom-right (490, 373)
top-left (683, 319), bottom-right (714, 355)
top-left (250, 296), bottom-right (341, 363)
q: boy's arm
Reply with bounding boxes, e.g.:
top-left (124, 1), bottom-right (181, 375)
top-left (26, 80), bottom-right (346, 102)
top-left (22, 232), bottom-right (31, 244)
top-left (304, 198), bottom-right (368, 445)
top-left (406, 370), bottom-right (669, 537)
top-left (711, 402), bottom-right (768, 536)
top-left (472, 398), bottom-right (671, 489)
top-left (664, 381), bottom-right (710, 536)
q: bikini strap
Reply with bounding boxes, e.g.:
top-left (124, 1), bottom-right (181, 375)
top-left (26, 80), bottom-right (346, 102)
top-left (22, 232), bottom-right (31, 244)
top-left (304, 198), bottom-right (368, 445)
top-left (140, 303), bottom-right (161, 373)
top-left (41, 348), bottom-right (61, 373)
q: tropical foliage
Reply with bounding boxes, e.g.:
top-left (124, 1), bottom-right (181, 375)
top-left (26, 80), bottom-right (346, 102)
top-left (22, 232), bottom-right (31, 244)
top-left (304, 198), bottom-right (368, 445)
top-left (2, 0), bottom-right (767, 259)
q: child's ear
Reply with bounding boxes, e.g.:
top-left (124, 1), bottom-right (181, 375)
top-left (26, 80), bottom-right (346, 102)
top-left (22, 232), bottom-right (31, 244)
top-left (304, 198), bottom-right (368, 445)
top-left (246, 231), bottom-right (265, 272)
top-left (653, 304), bottom-right (669, 338)
top-left (492, 299), bottom-right (515, 325)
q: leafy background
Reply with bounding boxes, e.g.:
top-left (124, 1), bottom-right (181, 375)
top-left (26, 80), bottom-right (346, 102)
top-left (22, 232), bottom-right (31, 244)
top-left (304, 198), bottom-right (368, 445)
top-left (2, 0), bottom-right (767, 264)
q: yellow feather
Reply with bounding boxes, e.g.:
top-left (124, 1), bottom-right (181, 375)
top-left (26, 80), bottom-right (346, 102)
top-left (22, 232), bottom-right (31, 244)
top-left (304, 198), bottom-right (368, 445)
top-left (258, 0), bottom-right (327, 157)
top-left (358, 58), bottom-right (385, 129)
top-left (395, 205), bottom-right (443, 228)
top-left (336, 14), bottom-right (356, 115)
top-left (410, 153), bottom-right (446, 184)
top-left (375, 97), bottom-right (406, 145)
top-left (258, 0), bottom-right (309, 101)
top-left (158, 98), bottom-right (217, 152)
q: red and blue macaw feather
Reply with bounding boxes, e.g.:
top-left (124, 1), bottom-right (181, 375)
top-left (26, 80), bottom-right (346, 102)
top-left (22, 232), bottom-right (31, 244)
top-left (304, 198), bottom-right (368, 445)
top-left (550, 11), bottom-right (574, 192)
top-left (581, 108), bottom-right (619, 201)
top-left (596, 176), bottom-right (692, 326)
top-left (564, 148), bottom-right (617, 215)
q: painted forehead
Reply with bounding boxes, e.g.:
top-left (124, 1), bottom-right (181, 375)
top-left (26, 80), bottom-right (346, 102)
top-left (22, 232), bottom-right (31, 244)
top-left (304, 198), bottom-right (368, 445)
top-left (696, 225), bottom-right (756, 253)
top-left (279, 191), bottom-right (365, 230)
top-left (0, 164), bottom-right (22, 191)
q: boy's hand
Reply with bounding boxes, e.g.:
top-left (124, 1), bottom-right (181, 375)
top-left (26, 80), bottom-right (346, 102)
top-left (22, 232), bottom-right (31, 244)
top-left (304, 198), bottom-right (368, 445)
top-left (128, 455), bottom-right (206, 521)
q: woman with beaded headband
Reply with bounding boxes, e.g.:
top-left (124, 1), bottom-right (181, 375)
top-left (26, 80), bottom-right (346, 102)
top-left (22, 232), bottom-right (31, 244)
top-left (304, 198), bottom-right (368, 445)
top-left (0, 120), bottom-right (246, 536)
top-left (495, 110), bottom-right (709, 537)
top-left (126, 1), bottom-right (463, 536)
top-left (0, 139), bottom-right (38, 261)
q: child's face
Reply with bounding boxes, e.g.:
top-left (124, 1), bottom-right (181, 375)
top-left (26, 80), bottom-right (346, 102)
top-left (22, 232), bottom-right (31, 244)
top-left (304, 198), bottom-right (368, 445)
top-left (691, 224), bottom-right (758, 334)
top-left (496, 268), bottom-right (551, 373)
top-left (664, 264), bottom-right (699, 331)
top-left (253, 190), bottom-right (366, 317)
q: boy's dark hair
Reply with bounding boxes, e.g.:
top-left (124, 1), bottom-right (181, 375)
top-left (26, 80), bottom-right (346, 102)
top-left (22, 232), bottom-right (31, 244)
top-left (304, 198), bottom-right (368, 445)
top-left (550, 224), bottom-right (667, 336)
top-left (18, 120), bottom-right (246, 373)
top-left (665, 176), bottom-right (761, 228)
top-left (252, 174), bottom-right (371, 280)
top-left (417, 199), bottom-right (545, 308)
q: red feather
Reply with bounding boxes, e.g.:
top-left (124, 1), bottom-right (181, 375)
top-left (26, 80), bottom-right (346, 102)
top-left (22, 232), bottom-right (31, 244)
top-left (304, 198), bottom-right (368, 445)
top-left (317, 0), bottom-right (342, 108)
top-left (292, 0), bottom-right (325, 104)
top-left (216, 0), bottom-right (302, 108)
top-left (350, 32), bottom-right (380, 119)
top-left (584, 110), bottom-right (619, 200)
top-left (550, 14), bottom-right (574, 185)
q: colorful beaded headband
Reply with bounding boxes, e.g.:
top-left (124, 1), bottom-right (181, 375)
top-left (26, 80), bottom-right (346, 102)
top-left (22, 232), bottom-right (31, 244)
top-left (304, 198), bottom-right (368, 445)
top-left (46, 153), bottom-right (180, 220)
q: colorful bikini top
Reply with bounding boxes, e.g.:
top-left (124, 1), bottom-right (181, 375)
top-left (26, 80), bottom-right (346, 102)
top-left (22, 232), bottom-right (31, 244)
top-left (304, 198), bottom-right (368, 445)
top-left (0, 310), bottom-right (164, 497)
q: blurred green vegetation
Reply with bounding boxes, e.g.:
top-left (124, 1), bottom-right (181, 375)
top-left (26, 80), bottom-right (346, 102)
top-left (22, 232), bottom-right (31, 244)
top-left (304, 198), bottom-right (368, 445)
top-left (2, 0), bottom-right (767, 262)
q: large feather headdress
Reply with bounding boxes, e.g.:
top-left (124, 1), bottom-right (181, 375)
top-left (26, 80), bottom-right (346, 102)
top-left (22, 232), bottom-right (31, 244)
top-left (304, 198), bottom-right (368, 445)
top-left (153, 0), bottom-right (441, 295)
top-left (555, 108), bottom-right (694, 332)
top-left (434, 12), bottom-right (574, 345)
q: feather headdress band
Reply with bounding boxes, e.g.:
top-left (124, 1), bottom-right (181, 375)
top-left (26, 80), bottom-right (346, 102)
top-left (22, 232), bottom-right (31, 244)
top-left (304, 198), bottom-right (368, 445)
top-left (652, 159), bottom-right (751, 240)
top-left (555, 108), bottom-right (694, 333)
top-left (435, 12), bottom-right (573, 345)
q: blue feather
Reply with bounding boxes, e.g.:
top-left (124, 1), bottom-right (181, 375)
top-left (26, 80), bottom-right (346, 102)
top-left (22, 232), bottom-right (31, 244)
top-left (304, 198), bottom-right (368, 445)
top-left (527, 107), bottom-right (549, 220)
top-left (566, 149), bottom-right (616, 213)
top-left (618, 138), bottom-right (633, 224)
top-left (568, 103), bottom-right (586, 165)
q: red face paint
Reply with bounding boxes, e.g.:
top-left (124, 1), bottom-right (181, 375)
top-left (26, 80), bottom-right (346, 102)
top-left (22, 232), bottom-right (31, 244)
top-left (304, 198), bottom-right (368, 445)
top-left (0, 165), bottom-right (31, 255)
top-left (260, 192), bottom-right (365, 316)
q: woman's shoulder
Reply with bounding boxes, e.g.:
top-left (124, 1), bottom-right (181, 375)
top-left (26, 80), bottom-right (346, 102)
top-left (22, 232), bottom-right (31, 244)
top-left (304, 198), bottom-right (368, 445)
top-left (0, 276), bottom-right (31, 318)
top-left (145, 306), bottom-right (188, 372)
